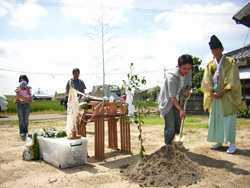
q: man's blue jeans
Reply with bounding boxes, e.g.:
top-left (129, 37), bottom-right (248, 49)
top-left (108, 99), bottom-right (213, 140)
top-left (164, 105), bottom-right (181, 145)
top-left (16, 102), bottom-right (30, 135)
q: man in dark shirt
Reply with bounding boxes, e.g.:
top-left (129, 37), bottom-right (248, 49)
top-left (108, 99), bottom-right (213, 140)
top-left (66, 68), bottom-right (86, 101)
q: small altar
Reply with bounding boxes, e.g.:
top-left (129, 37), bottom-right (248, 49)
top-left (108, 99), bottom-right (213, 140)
top-left (77, 101), bottom-right (131, 161)
top-left (39, 136), bottom-right (88, 168)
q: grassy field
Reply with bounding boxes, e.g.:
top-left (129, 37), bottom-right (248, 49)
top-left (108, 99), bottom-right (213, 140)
top-left (3, 95), bottom-right (66, 114)
top-left (2, 95), bottom-right (249, 129)
top-left (138, 114), bottom-right (248, 128)
top-left (1, 113), bottom-right (249, 130)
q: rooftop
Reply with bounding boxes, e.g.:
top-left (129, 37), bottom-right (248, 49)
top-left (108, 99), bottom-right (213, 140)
top-left (232, 1), bottom-right (250, 28)
top-left (225, 44), bottom-right (250, 60)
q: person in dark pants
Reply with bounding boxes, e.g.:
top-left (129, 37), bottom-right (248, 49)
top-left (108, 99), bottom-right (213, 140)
top-left (16, 75), bottom-right (32, 137)
top-left (158, 54), bottom-right (193, 150)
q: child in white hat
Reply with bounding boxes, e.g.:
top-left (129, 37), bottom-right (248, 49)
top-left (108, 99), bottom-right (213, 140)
top-left (14, 81), bottom-right (31, 104)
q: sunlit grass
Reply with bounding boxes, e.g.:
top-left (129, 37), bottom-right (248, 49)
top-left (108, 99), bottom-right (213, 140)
top-left (1, 113), bottom-right (250, 129)
top-left (237, 119), bottom-right (250, 127)
top-left (138, 114), bottom-right (250, 128)
top-left (2, 95), bottom-right (250, 129)
top-left (184, 123), bottom-right (209, 128)
top-left (185, 118), bottom-right (202, 123)
top-left (139, 115), bottom-right (165, 125)
top-left (0, 118), bottom-right (66, 126)
top-left (131, 114), bottom-right (210, 128)
top-left (3, 99), bottom-right (66, 114)
top-left (10, 120), bottom-right (19, 127)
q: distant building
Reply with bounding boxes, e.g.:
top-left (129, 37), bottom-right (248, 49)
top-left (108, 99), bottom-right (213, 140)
top-left (232, 1), bottom-right (250, 28)
top-left (225, 44), bottom-right (250, 105)
top-left (32, 90), bottom-right (51, 101)
top-left (134, 89), bottom-right (148, 101)
top-left (225, 1), bottom-right (250, 106)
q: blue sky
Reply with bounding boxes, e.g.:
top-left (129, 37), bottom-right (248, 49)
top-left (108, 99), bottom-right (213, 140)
top-left (0, 0), bottom-right (249, 96)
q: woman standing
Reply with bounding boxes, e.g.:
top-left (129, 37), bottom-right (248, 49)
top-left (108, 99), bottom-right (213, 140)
top-left (15, 75), bottom-right (32, 137)
top-left (201, 35), bottom-right (241, 154)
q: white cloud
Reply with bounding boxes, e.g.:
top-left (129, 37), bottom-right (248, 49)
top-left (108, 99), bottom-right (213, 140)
top-left (9, 0), bottom-right (47, 30)
top-left (202, 52), bottom-right (213, 68)
top-left (0, 8), bottom-right (7, 18)
top-left (0, 4), bottom-right (8, 18)
top-left (0, 38), bottom-right (96, 95)
top-left (152, 2), bottom-right (246, 47)
top-left (149, 2), bottom-right (250, 69)
top-left (0, 1), bottom-right (13, 18)
top-left (0, 32), bottom-right (180, 95)
top-left (62, 0), bottom-right (134, 25)
top-left (1, 1), bottom-right (249, 96)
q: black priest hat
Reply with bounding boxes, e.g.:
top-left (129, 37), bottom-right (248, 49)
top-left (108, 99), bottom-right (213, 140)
top-left (209, 35), bottom-right (223, 50)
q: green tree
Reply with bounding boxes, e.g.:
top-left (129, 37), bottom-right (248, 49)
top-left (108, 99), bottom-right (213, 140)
top-left (122, 63), bottom-right (147, 158)
top-left (141, 92), bottom-right (149, 100)
top-left (147, 85), bottom-right (161, 100)
top-left (191, 57), bottom-right (204, 93)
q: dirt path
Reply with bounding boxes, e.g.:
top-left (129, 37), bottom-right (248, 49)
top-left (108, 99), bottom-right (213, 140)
top-left (0, 117), bottom-right (249, 188)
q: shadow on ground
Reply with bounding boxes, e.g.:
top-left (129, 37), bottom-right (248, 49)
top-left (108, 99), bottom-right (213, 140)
top-left (186, 151), bottom-right (250, 175)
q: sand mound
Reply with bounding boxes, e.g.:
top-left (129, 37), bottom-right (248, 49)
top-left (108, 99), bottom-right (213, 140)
top-left (120, 145), bottom-right (204, 187)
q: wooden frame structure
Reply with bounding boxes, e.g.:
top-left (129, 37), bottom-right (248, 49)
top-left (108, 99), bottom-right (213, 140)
top-left (77, 101), bottom-right (130, 160)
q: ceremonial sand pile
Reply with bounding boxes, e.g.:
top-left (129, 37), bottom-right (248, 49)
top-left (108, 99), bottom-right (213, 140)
top-left (120, 145), bottom-right (204, 187)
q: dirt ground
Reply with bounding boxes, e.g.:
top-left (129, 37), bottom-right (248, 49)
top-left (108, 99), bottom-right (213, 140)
top-left (0, 116), bottom-right (249, 188)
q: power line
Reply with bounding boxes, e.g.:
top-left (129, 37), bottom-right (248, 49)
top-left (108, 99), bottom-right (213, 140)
top-left (0, 64), bottom-right (206, 77)
top-left (0, 68), bottom-right (71, 76)
top-left (1, 0), bottom-right (235, 16)
top-left (0, 67), bottom-right (166, 76)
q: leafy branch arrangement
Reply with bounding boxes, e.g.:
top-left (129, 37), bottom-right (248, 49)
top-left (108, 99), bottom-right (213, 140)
top-left (43, 128), bottom-right (67, 138)
top-left (121, 63), bottom-right (147, 158)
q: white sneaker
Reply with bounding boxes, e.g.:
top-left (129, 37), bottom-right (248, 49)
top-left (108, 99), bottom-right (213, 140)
top-left (227, 143), bottom-right (236, 154)
top-left (20, 133), bottom-right (25, 137)
top-left (211, 142), bottom-right (222, 149)
top-left (182, 145), bottom-right (189, 151)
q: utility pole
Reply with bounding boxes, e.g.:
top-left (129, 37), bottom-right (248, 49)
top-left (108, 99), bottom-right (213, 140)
top-left (38, 88), bottom-right (40, 98)
top-left (102, 14), bottom-right (105, 97)
top-left (164, 66), bottom-right (166, 79)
